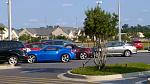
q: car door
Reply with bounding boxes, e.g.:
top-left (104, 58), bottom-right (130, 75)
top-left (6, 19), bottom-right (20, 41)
top-left (113, 42), bottom-right (125, 55)
top-left (107, 42), bottom-right (114, 55)
top-left (0, 42), bottom-right (9, 61)
top-left (40, 46), bottom-right (58, 61)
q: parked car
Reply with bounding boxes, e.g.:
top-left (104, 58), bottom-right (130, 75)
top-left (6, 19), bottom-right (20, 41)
top-left (42, 39), bottom-right (73, 46)
top-left (0, 40), bottom-right (29, 65)
top-left (27, 45), bottom-right (75, 63)
top-left (25, 42), bottom-right (48, 51)
top-left (93, 41), bottom-right (137, 57)
top-left (133, 40), bottom-right (143, 49)
top-left (64, 44), bottom-right (93, 60)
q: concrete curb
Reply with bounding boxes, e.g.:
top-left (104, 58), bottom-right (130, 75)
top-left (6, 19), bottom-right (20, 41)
top-left (0, 65), bottom-right (21, 70)
top-left (58, 70), bottom-right (150, 83)
top-left (137, 50), bottom-right (149, 53)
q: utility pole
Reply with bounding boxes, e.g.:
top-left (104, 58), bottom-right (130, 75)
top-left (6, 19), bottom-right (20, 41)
top-left (8, 0), bottom-right (12, 40)
top-left (96, 0), bottom-right (102, 7)
top-left (118, 0), bottom-right (121, 42)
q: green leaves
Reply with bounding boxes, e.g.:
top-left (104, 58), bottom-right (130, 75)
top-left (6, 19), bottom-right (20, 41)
top-left (84, 6), bottom-right (118, 41)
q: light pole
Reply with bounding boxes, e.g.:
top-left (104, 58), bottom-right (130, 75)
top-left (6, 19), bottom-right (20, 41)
top-left (118, 0), bottom-right (121, 42)
top-left (7, 0), bottom-right (12, 40)
top-left (96, 0), bottom-right (102, 7)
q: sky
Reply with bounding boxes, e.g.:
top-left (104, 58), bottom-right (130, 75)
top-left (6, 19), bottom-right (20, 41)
top-left (0, 0), bottom-right (150, 29)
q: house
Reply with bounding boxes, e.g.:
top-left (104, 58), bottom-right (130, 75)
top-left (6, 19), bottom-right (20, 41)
top-left (18, 27), bottom-right (54, 39)
top-left (18, 26), bottom-right (83, 40)
top-left (0, 27), bottom-right (19, 40)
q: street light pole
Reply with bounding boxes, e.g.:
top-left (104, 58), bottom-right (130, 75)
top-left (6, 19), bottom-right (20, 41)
top-left (96, 0), bottom-right (102, 7)
top-left (118, 0), bottom-right (121, 42)
top-left (8, 0), bottom-right (12, 40)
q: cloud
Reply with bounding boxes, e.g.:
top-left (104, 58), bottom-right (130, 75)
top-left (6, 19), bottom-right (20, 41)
top-left (137, 18), bottom-right (143, 22)
top-left (28, 19), bottom-right (39, 23)
top-left (124, 18), bottom-right (130, 21)
top-left (62, 3), bottom-right (73, 7)
top-left (55, 22), bottom-right (68, 26)
top-left (142, 9), bottom-right (149, 13)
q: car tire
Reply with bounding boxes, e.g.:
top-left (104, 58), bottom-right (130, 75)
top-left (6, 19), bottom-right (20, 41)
top-left (61, 54), bottom-right (70, 63)
top-left (124, 50), bottom-right (131, 57)
top-left (79, 52), bottom-right (87, 60)
top-left (8, 56), bottom-right (18, 66)
top-left (28, 55), bottom-right (37, 63)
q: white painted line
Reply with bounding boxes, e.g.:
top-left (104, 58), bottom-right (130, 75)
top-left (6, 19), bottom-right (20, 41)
top-left (135, 80), bottom-right (147, 84)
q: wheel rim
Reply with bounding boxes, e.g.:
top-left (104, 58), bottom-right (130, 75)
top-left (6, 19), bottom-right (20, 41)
top-left (80, 53), bottom-right (87, 60)
top-left (9, 57), bottom-right (18, 65)
top-left (28, 55), bottom-right (36, 63)
top-left (61, 54), bottom-right (69, 63)
top-left (125, 51), bottom-right (131, 57)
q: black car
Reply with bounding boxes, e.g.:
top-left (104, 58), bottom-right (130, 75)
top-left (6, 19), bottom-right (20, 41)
top-left (0, 40), bottom-right (29, 65)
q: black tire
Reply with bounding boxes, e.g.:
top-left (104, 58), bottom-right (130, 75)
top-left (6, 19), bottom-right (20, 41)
top-left (79, 52), bottom-right (87, 60)
top-left (28, 55), bottom-right (37, 63)
top-left (61, 54), bottom-right (70, 63)
top-left (124, 50), bottom-right (131, 57)
top-left (8, 56), bottom-right (18, 66)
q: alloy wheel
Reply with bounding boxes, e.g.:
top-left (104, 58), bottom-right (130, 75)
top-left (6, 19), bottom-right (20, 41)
top-left (28, 55), bottom-right (36, 63)
top-left (8, 56), bottom-right (18, 66)
top-left (61, 54), bottom-right (70, 63)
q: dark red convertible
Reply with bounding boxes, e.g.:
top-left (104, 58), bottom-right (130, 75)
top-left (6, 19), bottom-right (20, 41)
top-left (64, 44), bottom-right (93, 60)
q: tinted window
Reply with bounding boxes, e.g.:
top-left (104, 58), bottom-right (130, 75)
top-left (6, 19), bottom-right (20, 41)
top-left (53, 41), bottom-right (63, 45)
top-left (0, 41), bottom-right (24, 49)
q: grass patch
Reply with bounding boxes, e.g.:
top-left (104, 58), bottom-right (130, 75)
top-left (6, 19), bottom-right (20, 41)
top-left (71, 63), bottom-right (150, 75)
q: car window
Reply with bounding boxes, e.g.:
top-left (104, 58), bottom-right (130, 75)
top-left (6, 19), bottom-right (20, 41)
top-left (45, 47), bottom-right (58, 51)
top-left (54, 41), bottom-right (63, 45)
top-left (113, 42), bottom-right (123, 47)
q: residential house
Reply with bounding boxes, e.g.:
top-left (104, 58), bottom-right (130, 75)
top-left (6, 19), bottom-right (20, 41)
top-left (18, 26), bottom-right (82, 40)
top-left (0, 28), bottom-right (19, 40)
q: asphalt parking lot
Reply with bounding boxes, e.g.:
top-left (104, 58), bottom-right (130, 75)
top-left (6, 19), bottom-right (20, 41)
top-left (0, 51), bottom-right (150, 84)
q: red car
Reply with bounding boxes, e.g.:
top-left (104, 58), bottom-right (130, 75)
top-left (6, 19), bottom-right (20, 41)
top-left (64, 44), bottom-right (93, 60)
top-left (25, 42), bottom-right (48, 51)
top-left (133, 41), bottom-right (143, 49)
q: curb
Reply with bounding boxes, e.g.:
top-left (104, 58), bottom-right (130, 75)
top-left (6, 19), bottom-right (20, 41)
top-left (0, 65), bottom-right (21, 70)
top-left (137, 50), bottom-right (149, 53)
top-left (58, 70), bottom-right (150, 83)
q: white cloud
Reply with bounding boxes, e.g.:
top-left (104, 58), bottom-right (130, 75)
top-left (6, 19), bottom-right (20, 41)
top-left (142, 9), bottom-right (149, 13)
top-left (137, 18), bottom-right (143, 22)
top-left (62, 3), bottom-right (73, 7)
top-left (55, 22), bottom-right (68, 26)
top-left (28, 19), bottom-right (39, 23)
top-left (124, 18), bottom-right (130, 21)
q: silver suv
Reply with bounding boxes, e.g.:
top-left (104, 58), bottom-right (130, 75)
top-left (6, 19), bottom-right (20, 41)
top-left (107, 41), bottom-right (137, 57)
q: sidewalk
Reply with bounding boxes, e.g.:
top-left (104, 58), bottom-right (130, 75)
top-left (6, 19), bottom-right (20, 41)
top-left (58, 70), bottom-right (150, 83)
top-left (137, 50), bottom-right (149, 53)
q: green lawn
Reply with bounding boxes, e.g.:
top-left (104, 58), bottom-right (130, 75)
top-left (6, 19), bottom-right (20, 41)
top-left (71, 63), bottom-right (150, 75)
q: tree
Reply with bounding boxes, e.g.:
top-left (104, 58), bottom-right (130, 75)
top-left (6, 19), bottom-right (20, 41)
top-left (84, 6), bottom-right (118, 70)
top-left (144, 32), bottom-right (150, 38)
top-left (19, 34), bottom-right (32, 43)
top-left (0, 23), bottom-right (6, 40)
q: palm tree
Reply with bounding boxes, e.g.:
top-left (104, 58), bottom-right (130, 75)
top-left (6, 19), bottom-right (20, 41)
top-left (0, 23), bottom-right (6, 40)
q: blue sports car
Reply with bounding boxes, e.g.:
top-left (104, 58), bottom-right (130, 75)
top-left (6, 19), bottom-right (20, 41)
top-left (27, 45), bottom-right (75, 63)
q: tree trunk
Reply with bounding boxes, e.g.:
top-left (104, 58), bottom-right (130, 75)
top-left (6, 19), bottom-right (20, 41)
top-left (93, 37), bottom-right (107, 70)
